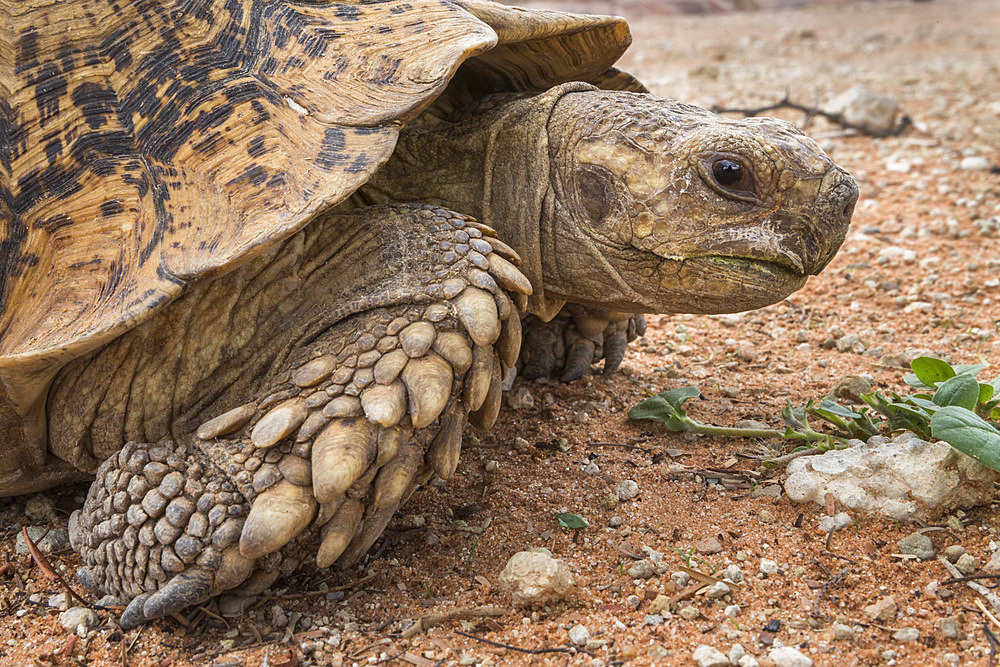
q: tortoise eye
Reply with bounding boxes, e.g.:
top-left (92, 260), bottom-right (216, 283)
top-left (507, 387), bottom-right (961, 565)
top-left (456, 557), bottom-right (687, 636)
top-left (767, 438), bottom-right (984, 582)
top-left (711, 158), bottom-right (754, 194)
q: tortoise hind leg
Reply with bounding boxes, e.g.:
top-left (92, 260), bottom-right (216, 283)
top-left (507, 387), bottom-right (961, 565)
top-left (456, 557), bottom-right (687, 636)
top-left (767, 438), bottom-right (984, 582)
top-left (69, 440), bottom-right (280, 629)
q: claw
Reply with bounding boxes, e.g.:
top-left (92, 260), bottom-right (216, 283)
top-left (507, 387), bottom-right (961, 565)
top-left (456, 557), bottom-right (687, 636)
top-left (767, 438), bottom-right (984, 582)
top-left (561, 339), bottom-right (596, 382)
top-left (400, 353), bottom-right (452, 429)
top-left (312, 418), bottom-right (377, 503)
top-left (339, 443), bottom-right (423, 565)
top-left (487, 253), bottom-right (532, 295)
top-left (374, 348), bottom-right (409, 385)
top-left (399, 321), bottom-right (436, 358)
top-left (632, 313), bottom-right (647, 338)
top-left (426, 405), bottom-right (463, 479)
top-left (603, 329), bottom-right (628, 376)
top-left (464, 344), bottom-right (493, 411)
top-left (196, 403), bottom-right (255, 440)
top-left (497, 313), bottom-right (521, 369)
top-left (454, 287), bottom-right (500, 347)
top-left (360, 381), bottom-right (407, 427)
top-left (469, 355), bottom-right (502, 429)
top-left (317, 499), bottom-right (364, 568)
top-left (240, 480), bottom-right (317, 559)
top-left (520, 346), bottom-right (555, 381)
top-left (484, 237), bottom-right (522, 265)
top-left (140, 567), bottom-right (215, 623)
top-left (251, 398), bottom-right (308, 449)
top-left (376, 425), bottom-right (410, 467)
top-left (432, 331), bottom-right (473, 374)
top-left (120, 592), bottom-right (153, 629)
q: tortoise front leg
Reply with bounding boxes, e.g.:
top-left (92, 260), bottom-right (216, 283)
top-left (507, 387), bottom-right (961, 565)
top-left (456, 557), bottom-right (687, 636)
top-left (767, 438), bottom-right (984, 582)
top-left (66, 204), bottom-right (531, 626)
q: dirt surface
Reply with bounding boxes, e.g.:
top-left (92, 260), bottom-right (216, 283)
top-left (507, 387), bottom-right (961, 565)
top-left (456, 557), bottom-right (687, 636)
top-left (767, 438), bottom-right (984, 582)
top-left (3, 1), bottom-right (1000, 665)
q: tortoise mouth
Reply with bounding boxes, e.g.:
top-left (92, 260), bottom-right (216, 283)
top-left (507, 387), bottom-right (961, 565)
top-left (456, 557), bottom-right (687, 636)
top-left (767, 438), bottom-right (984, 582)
top-left (695, 254), bottom-right (807, 280)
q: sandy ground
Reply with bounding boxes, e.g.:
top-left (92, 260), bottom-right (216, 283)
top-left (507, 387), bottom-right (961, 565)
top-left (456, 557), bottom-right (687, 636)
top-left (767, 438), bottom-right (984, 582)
top-left (2, 0), bottom-right (1000, 665)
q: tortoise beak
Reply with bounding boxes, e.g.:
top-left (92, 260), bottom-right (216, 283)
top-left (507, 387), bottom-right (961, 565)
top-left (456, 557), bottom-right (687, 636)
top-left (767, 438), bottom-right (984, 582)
top-left (770, 166), bottom-right (858, 276)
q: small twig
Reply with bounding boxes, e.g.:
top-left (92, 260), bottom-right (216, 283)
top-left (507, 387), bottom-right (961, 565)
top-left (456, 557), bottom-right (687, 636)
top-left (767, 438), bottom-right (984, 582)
top-left (454, 630), bottom-right (574, 655)
top-left (943, 573), bottom-right (1000, 587)
top-left (21, 527), bottom-right (88, 606)
top-left (977, 598), bottom-right (1000, 635)
top-left (985, 621), bottom-right (1000, 667)
top-left (589, 442), bottom-right (651, 453)
top-left (816, 566), bottom-right (852, 602)
top-left (939, 556), bottom-right (1000, 614)
top-left (712, 96), bottom-right (911, 138)
top-left (400, 606), bottom-right (506, 639)
top-left (259, 573), bottom-right (376, 602)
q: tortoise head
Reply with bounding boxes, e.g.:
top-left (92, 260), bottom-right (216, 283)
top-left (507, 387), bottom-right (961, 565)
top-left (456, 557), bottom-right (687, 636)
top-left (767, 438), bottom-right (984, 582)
top-left (541, 90), bottom-right (857, 315)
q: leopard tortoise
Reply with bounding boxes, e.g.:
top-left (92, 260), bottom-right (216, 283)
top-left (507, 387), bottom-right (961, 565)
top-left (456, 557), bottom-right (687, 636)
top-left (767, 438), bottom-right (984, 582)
top-left (0, 0), bottom-right (857, 627)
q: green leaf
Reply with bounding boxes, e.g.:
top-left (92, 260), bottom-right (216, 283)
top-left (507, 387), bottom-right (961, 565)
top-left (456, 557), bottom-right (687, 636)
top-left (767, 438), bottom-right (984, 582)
top-left (979, 383), bottom-right (996, 405)
top-left (555, 513), bottom-right (588, 530)
top-left (816, 400), bottom-right (863, 419)
top-left (911, 356), bottom-right (956, 387)
top-left (932, 374), bottom-right (981, 410)
top-left (903, 374), bottom-right (936, 391)
top-left (627, 396), bottom-right (686, 431)
top-left (953, 363), bottom-right (988, 378)
top-left (931, 406), bottom-right (1000, 472)
top-left (657, 385), bottom-right (701, 409)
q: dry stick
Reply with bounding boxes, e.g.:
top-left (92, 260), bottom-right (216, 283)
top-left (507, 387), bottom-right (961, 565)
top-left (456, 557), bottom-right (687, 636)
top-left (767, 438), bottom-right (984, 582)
top-left (21, 527), bottom-right (88, 607)
top-left (400, 606), bottom-right (506, 639)
top-left (259, 572), bottom-right (377, 602)
top-left (816, 566), bottom-right (852, 602)
top-left (712, 96), bottom-right (912, 138)
top-left (977, 599), bottom-right (1000, 635)
top-left (939, 556), bottom-right (1000, 614)
top-left (454, 630), bottom-right (574, 655)
top-left (985, 622), bottom-right (1000, 667)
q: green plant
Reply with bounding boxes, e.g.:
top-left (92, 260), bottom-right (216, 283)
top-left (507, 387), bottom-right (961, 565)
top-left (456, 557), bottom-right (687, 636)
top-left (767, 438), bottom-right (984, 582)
top-left (628, 356), bottom-right (1000, 472)
top-left (555, 512), bottom-right (588, 531)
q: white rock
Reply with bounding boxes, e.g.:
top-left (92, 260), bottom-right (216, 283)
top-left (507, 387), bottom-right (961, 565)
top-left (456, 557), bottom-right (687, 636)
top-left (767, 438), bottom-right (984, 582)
top-left (59, 607), bottom-right (100, 635)
top-left (832, 622), bottom-right (855, 640)
top-left (760, 559), bottom-right (779, 575)
top-left (768, 646), bottom-right (813, 667)
top-left (785, 432), bottom-right (999, 520)
top-left (818, 512), bottom-right (853, 533)
top-left (706, 581), bottom-right (731, 598)
top-left (738, 657), bottom-right (759, 667)
top-left (615, 479), bottom-right (640, 502)
top-left (568, 624), bottom-right (590, 646)
top-left (826, 86), bottom-right (899, 135)
top-left (729, 643), bottom-right (746, 664)
top-left (692, 644), bottom-right (729, 667)
top-left (498, 551), bottom-right (574, 606)
top-left (960, 156), bottom-right (991, 171)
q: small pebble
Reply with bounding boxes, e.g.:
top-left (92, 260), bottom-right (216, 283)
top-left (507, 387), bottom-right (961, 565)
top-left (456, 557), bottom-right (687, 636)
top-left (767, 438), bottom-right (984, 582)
top-left (757, 510), bottom-right (776, 524)
top-left (818, 512), bottom-right (853, 533)
top-left (671, 571), bottom-right (691, 587)
top-left (614, 479), bottom-right (640, 502)
top-left (694, 537), bottom-right (723, 555)
top-left (724, 564), bottom-right (744, 583)
top-left (608, 516), bottom-right (623, 528)
top-left (897, 532), bottom-right (935, 560)
top-left (679, 605), bottom-right (700, 621)
top-left (943, 545), bottom-right (967, 563)
top-left (955, 553), bottom-right (978, 576)
top-left (864, 596), bottom-right (898, 622)
top-left (691, 644), bottom-right (729, 667)
top-left (568, 624), bottom-right (590, 646)
top-left (706, 581), bottom-right (730, 599)
top-left (59, 607), bottom-right (100, 635)
top-left (832, 622), bottom-right (854, 640)
top-left (893, 627), bottom-right (920, 642)
top-left (760, 559), bottom-right (779, 575)
top-left (939, 616), bottom-right (960, 639)
top-left (627, 560), bottom-right (655, 579)
top-left (724, 604), bottom-right (740, 618)
top-left (769, 646), bottom-right (813, 667)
